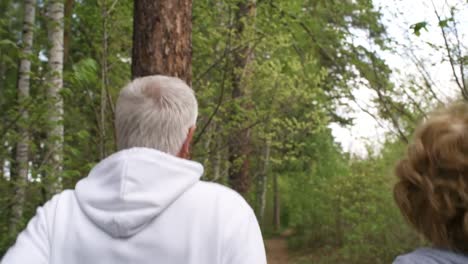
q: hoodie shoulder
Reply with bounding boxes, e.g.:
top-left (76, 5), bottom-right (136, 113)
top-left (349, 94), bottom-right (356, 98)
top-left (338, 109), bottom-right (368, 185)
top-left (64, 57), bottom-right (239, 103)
top-left (191, 182), bottom-right (266, 263)
top-left (194, 181), bottom-right (241, 195)
top-left (43, 190), bottom-right (78, 220)
top-left (189, 181), bottom-right (253, 211)
top-left (40, 189), bottom-right (75, 214)
top-left (57, 189), bottom-right (76, 201)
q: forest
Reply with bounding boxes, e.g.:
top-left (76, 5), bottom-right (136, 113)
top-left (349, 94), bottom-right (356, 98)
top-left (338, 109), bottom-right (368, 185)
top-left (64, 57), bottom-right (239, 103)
top-left (1, 0), bottom-right (467, 263)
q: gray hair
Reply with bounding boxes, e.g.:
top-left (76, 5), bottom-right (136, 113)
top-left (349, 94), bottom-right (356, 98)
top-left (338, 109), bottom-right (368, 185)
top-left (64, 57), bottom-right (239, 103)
top-left (115, 75), bottom-right (198, 155)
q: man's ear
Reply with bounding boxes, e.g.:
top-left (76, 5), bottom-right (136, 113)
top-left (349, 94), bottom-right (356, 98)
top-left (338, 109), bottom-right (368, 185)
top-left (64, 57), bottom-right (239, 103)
top-left (178, 126), bottom-right (196, 159)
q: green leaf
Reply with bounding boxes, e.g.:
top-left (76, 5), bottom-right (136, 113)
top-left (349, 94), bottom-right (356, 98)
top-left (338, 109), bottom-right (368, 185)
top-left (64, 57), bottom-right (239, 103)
top-left (438, 18), bottom-right (453, 28)
top-left (410, 21), bottom-right (428, 36)
top-left (0, 39), bottom-right (17, 48)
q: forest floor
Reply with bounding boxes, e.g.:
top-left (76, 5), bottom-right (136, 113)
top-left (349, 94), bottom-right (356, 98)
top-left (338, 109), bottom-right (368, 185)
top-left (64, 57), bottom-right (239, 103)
top-left (265, 234), bottom-right (337, 264)
top-left (265, 238), bottom-right (289, 264)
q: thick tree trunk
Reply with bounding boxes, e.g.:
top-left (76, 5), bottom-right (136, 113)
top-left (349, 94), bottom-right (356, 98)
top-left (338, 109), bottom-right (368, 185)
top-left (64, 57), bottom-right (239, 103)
top-left (228, 0), bottom-right (256, 194)
top-left (131, 0), bottom-right (192, 85)
top-left (45, 0), bottom-right (64, 197)
top-left (228, 130), bottom-right (251, 193)
top-left (10, 0), bottom-right (36, 236)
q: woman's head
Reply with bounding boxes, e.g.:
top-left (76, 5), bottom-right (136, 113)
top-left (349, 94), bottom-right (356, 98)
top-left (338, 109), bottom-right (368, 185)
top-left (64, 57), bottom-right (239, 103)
top-left (394, 102), bottom-right (468, 252)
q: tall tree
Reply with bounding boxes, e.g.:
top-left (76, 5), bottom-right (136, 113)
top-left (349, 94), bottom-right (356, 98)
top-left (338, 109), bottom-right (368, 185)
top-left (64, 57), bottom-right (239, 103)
top-left (99, 0), bottom-right (110, 159)
top-left (45, 0), bottom-right (65, 197)
top-left (10, 0), bottom-right (37, 235)
top-left (227, 0), bottom-right (256, 194)
top-left (132, 0), bottom-right (192, 84)
top-left (273, 170), bottom-right (280, 231)
top-left (255, 140), bottom-right (270, 225)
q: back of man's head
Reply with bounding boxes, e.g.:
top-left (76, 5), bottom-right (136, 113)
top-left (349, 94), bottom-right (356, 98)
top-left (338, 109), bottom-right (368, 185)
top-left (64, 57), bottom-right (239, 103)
top-left (115, 75), bottom-right (198, 155)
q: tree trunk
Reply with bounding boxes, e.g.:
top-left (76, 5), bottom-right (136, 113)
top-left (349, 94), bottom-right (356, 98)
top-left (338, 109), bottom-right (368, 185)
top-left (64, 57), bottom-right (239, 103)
top-left (212, 124), bottom-right (222, 181)
top-left (273, 171), bottom-right (280, 231)
top-left (131, 0), bottom-right (192, 85)
top-left (45, 0), bottom-right (64, 197)
top-left (255, 140), bottom-right (270, 226)
top-left (99, 0), bottom-right (109, 159)
top-left (0, 54), bottom-right (5, 108)
top-left (10, 0), bottom-right (36, 236)
top-left (227, 0), bottom-right (256, 194)
top-left (335, 194), bottom-right (343, 246)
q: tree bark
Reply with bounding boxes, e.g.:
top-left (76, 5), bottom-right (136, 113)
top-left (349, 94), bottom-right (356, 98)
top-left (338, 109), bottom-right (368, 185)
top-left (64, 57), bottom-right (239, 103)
top-left (0, 43), bottom-right (4, 96)
top-left (99, 0), bottom-right (109, 159)
top-left (10, 0), bottom-right (37, 236)
top-left (273, 171), bottom-right (280, 231)
top-left (45, 0), bottom-right (64, 197)
top-left (255, 140), bottom-right (270, 226)
top-left (228, 0), bottom-right (256, 194)
top-left (335, 193), bottom-right (343, 246)
top-left (131, 0), bottom-right (192, 85)
top-left (212, 124), bottom-right (222, 181)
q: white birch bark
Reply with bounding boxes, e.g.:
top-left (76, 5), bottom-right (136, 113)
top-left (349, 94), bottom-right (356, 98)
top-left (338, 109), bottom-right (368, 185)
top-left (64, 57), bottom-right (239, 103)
top-left (46, 0), bottom-right (64, 196)
top-left (10, 0), bottom-right (37, 235)
top-left (256, 140), bottom-right (270, 225)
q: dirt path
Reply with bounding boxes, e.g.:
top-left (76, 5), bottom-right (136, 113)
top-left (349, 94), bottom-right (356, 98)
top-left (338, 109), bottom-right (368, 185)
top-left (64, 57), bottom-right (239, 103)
top-left (265, 238), bottom-right (289, 264)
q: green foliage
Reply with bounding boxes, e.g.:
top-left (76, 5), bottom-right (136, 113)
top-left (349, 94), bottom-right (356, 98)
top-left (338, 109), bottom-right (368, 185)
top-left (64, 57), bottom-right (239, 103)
top-left (438, 18), bottom-right (454, 28)
top-left (290, 139), bottom-right (421, 264)
top-left (411, 22), bottom-right (428, 36)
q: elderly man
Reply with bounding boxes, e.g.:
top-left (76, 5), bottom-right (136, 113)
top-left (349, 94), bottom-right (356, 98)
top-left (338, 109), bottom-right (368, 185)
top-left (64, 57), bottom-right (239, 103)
top-left (2, 75), bottom-right (267, 264)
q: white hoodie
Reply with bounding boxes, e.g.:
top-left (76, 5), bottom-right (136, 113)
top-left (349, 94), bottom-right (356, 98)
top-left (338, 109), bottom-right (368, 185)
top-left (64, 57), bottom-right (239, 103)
top-left (2, 148), bottom-right (267, 264)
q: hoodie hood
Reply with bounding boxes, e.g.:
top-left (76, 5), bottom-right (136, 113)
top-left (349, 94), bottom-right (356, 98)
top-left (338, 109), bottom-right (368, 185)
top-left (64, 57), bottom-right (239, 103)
top-left (75, 148), bottom-right (203, 238)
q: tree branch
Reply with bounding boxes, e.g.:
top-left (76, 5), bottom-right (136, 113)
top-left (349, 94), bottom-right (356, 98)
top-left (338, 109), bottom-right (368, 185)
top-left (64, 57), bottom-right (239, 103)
top-left (430, 0), bottom-right (466, 99)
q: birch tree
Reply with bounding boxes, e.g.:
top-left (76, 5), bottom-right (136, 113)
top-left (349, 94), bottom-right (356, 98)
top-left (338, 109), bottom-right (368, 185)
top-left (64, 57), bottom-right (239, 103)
top-left (10, 0), bottom-right (37, 235)
top-left (45, 0), bottom-right (64, 197)
top-left (255, 140), bottom-right (270, 225)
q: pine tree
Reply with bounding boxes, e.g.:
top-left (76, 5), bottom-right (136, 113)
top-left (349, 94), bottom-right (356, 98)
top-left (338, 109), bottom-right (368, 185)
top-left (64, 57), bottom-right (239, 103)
top-left (132, 0), bottom-right (192, 84)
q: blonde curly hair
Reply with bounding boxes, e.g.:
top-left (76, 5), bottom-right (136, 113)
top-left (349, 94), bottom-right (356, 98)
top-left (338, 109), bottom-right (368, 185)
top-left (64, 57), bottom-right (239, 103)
top-left (394, 102), bottom-right (468, 252)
